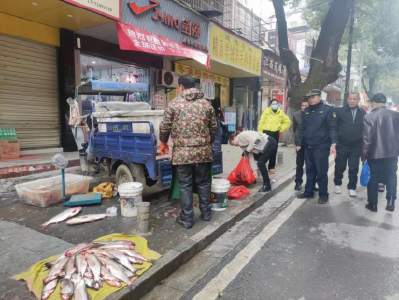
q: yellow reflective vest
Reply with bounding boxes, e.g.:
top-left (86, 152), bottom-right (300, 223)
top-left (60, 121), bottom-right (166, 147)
top-left (257, 107), bottom-right (291, 133)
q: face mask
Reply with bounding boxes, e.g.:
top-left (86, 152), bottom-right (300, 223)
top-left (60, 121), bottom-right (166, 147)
top-left (271, 105), bottom-right (278, 110)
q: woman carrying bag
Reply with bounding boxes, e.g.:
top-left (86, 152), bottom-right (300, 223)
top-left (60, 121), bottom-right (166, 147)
top-left (257, 99), bottom-right (291, 174)
top-left (229, 131), bottom-right (278, 192)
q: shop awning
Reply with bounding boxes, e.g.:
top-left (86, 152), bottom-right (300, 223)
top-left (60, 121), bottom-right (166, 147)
top-left (116, 22), bottom-right (210, 70)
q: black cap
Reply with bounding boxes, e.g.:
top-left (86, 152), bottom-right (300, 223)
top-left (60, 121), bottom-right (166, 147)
top-left (305, 89), bottom-right (322, 97)
top-left (368, 93), bottom-right (387, 103)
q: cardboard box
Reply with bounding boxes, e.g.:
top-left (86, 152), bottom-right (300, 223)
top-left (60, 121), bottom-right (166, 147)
top-left (0, 140), bottom-right (21, 159)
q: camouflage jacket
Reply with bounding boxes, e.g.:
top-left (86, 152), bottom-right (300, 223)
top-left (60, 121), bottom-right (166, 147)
top-left (160, 88), bottom-right (218, 165)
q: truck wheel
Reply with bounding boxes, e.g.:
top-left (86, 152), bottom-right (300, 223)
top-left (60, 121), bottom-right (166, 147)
top-left (116, 164), bottom-right (146, 187)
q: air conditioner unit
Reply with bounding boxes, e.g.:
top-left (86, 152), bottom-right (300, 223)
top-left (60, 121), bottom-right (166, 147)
top-left (156, 70), bottom-right (179, 89)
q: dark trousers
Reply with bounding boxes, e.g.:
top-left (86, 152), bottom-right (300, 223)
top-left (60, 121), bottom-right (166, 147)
top-left (367, 158), bottom-right (398, 204)
top-left (263, 130), bottom-right (279, 170)
top-left (305, 148), bottom-right (330, 197)
top-left (176, 163), bottom-right (211, 221)
top-left (334, 147), bottom-right (361, 190)
top-left (257, 137), bottom-right (278, 185)
top-left (295, 147), bottom-right (305, 184)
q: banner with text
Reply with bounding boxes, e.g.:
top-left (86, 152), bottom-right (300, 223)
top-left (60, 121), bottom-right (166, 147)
top-left (209, 22), bottom-right (262, 75)
top-left (117, 22), bottom-right (210, 69)
top-left (174, 63), bottom-right (229, 86)
top-left (200, 79), bottom-right (215, 100)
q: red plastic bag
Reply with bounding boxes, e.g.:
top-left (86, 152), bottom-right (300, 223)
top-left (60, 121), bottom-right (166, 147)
top-left (228, 186), bottom-right (250, 199)
top-left (227, 156), bottom-right (256, 186)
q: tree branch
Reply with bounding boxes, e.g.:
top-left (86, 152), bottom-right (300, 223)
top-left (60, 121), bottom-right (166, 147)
top-left (272, 0), bottom-right (302, 90)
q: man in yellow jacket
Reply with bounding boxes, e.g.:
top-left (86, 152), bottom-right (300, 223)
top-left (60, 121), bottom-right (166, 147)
top-left (257, 99), bottom-right (291, 174)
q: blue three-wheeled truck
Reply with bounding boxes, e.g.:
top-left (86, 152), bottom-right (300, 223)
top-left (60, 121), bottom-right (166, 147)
top-left (70, 81), bottom-right (223, 188)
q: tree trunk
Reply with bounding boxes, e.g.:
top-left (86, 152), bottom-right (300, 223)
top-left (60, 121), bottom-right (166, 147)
top-left (272, 0), bottom-right (354, 111)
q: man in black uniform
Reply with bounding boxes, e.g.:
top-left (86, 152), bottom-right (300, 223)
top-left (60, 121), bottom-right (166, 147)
top-left (296, 89), bottom-right (337, 204)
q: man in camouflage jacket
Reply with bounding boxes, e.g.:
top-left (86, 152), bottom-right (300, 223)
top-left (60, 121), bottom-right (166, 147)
top-left (160, 75), bottom-right (218, 229)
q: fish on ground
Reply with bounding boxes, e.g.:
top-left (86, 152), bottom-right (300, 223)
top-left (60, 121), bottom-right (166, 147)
top-left (117, 249), bottom-right (151, 262)
top-left (85, 253), bottom-right (102, 287)
top-left (64, 257), bottom-right (76, 279)
top-left (100, 257), bottom-right (134, 289)
top-left (60, 278), bottom-right (74, 300)
top-left (107, 250), bottom-right (142, 275)
top-left (65, 243), bottom-right (93, 257)
top-left (43, 258), bottom-right (69, 284)
top-left (66, 214), bottom-right (108, 225)
top-left (41, 278), bottom-right (59, 300)
top-left (76, 254), bottom-right (88, 277)
top-left (100, 266), bottom-right (122, 287)
top-left (96, 241), bottom-right (135, 250)
top-left (83, 277), bottom-right (101, 290)
top-left (74, 277), bottom-right (89, 300)
top-left (41, 207), bottom-right (82, 228)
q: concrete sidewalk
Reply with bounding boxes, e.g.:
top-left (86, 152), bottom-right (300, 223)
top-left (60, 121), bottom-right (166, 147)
top-left (0, 145), bottom-right (297, 300)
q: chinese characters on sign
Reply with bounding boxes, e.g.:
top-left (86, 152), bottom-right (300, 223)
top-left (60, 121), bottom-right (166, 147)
top-left (182, 38), bottom-right (208, 53)
top-left (209, 23), bottom-right (262, 75)
top-left (225, 106), bottom-right (237, 132)
top-left (174, 63), bottom-right (229, 86)
top-left (220, 85), bottom-right (228, 108)
top-left (153, 93), bottom-right (166, 110)
top-left (261, 52), bottom-right (287, 85)
top-left (117, 23), bottom-right (210, 69)
top-left (200, 79), bottom-right (215, 100)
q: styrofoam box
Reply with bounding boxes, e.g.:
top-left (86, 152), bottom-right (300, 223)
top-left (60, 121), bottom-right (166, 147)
top-left (15, 174), bottom-right (93, 208)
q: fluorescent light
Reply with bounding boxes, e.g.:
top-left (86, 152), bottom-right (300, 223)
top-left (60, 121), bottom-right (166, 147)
top-left (32, 3), bottom-right (38, 5)
top-left (67, 15), bottom-right (73, 18)
top-left (92, 61), bottom-right (96, 64)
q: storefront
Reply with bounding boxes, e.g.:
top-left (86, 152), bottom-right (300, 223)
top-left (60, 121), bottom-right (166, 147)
top-left (55, 0), bottom-right (211, 150)
top-left (260, 50), bottom-right (288, 113)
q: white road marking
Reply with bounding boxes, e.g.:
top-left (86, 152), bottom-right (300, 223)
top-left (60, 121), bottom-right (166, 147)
top-left (192, 164), bottom-right (335, 300)
top-left (192, 197), bottom-right (307, 300)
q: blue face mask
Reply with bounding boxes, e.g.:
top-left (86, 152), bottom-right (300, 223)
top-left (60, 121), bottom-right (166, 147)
top-left (271, 105), bottom-right (278, 110)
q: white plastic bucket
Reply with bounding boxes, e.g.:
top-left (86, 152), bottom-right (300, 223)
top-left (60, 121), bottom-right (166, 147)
top-left (211, 179), bottom-right (230, 211)
top-left (118, 182), bottom-right (143, 217)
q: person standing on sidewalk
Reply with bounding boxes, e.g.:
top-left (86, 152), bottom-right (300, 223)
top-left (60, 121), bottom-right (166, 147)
top-left (333, 93), bottom-right (367, 197)
top-left (229, 131), bottom-right (278, 193)
top-left (257, 98), bottom-right (291, 174)
top-left (160, 75), bottom-right (218, 229)
top-left (362, 93), bottom-right (399, 213)
top-left (296, 89), bottom-right (337, 204)
top-left (293, 97), bottom-right (309, 190)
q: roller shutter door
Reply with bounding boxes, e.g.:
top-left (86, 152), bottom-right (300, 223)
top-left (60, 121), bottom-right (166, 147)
top-left (0, 35), bottom-right (59, 149)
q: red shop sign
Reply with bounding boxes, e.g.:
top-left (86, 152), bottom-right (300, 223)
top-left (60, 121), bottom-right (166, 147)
top-left (116, 22), bottom-right (210, 69)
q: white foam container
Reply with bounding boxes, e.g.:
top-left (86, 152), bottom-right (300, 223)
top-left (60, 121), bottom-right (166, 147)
top-left (15, 174), bottom-right (93, 208)
top-left (93, 110), bottom-right (165, 146)
top-left (118, 182), bottom-right (143, 217)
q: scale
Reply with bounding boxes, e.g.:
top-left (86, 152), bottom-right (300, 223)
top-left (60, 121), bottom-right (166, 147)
top-left (52, 154), bottom-right (102, 207)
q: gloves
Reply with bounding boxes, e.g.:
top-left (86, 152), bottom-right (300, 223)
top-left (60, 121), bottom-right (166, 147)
top-left (242, 151), bottom-right (250, 157)
top-left (160, 142), bottom-right (169, 155)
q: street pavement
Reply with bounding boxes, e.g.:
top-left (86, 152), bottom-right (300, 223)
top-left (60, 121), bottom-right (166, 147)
top-left (145, 161), bottom-right (399, 300)
top-left (0, 144), bottom-right (297, 299)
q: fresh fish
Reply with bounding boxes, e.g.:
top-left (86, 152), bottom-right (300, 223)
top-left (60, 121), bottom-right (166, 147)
top-left (41, 207), bottom-right (82, 228)
top-left (117, 249), bottom-right (151, 262)
top-left (41, 278), bottom-right (58, 300)
top-left (43, 258), bottom-right (69, 284)
top-left (64, 257), bottom-right (76, 279)
top-left (76, 253), bottom-right (88, 277)
top-left (97, 241), bottom-right (135, 250)
top-left (74, 277), bottom-right (89, 300)
top-left (64, 242), bottom-right (93, 257)
top-left (86, 249), bottom-right (116, 260)
top-left (45, 251), bottom-right (67, 269)
top-left (107, 250), bottom-right (141, 275)
top-left (60, 278), bottom-right (74, 300)
top-left (102, 258), bottom-right (134, 289)
top-left (85, 253), bottom-right (103, 287)
top-left (66, 214), bottom-right (108, 225)
top-left (100, 266), bottom-right (122, 287)
top-left (83, 277), bottom-right (101, 290)
top-left (84, 268), bottom-right (93, 279)
top-left (126, 256), bottom-right (143, 265)
top-left (124, 269), bottom-right (134, 278)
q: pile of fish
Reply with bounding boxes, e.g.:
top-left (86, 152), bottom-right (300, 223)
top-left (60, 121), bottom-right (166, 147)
top-left (41, 207), bottom-right (108, 228)
top-left (42, 240), bottom-right (151, 300)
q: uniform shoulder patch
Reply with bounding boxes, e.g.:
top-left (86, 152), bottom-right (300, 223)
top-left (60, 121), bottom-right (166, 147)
top-left (319, 111), bottom-right (323, 113)
top-left (333, 112), bottom-right (336, 118)
top-left (306, 112), bottom-right (309, 114)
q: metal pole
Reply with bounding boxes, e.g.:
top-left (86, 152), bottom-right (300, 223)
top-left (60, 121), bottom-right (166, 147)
top-left (344, 2), bottom-right (355, 106)
top-left (358, 38), bottom-right (364, 96)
